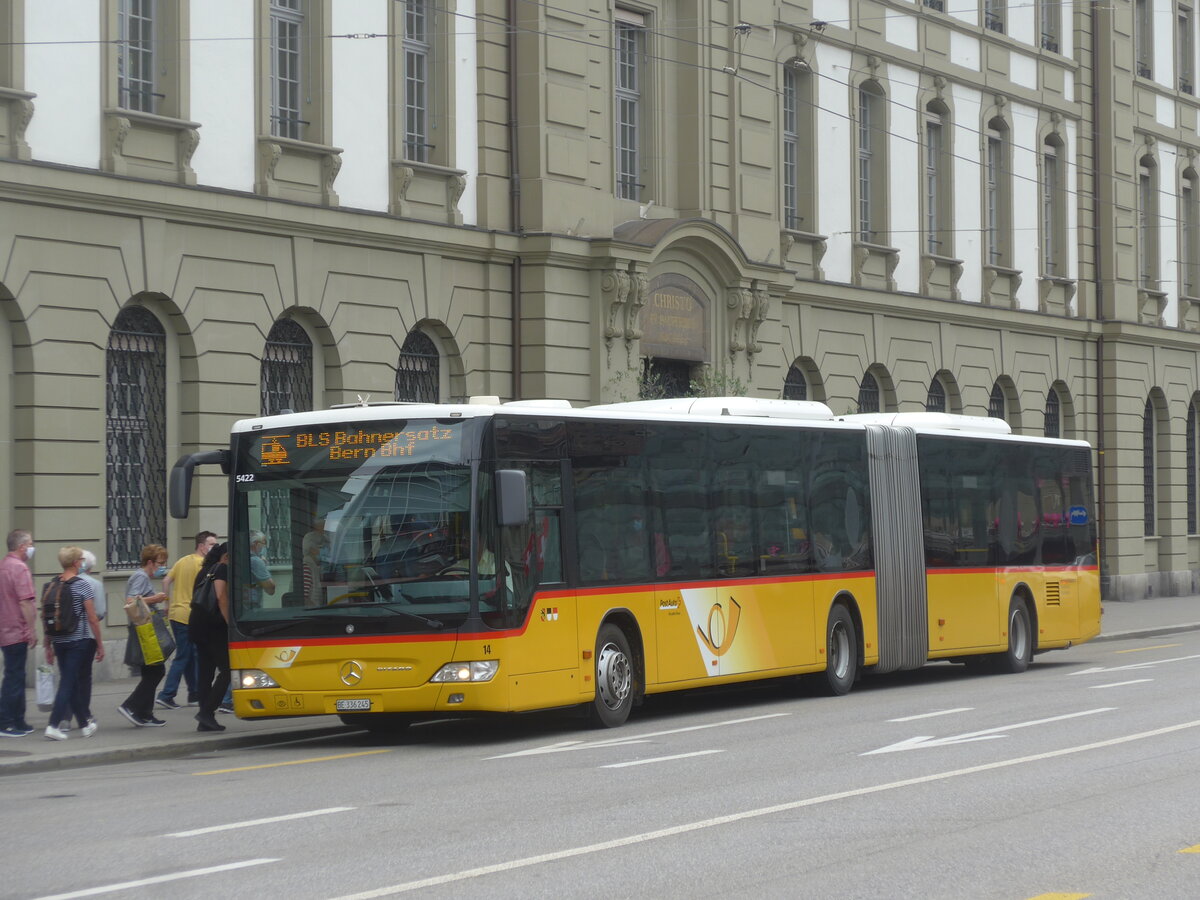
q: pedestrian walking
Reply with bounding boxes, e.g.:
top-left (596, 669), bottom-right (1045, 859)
top-left (0, 529), bottom-right (38, 737)
top-left (156, 531), bottom-right (217, 710)
top-left (44, 546), bottom-right (105, 740)
top-left (118, 544), bottom-right (170, 727)
top-left (76, 550), bottom-right (106, 622)
top-left (193, 542), bottom-right (231, 732)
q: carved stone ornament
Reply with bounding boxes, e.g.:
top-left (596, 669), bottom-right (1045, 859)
top-left (602, 269), bottom-right (631, 343)
top-left (748, 288), bottom-right (769, 355)
top-left (626, 272), bottom-right (648, 341)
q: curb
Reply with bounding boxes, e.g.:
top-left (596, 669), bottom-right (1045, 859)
top-left (0, 725), bottom-right (354, 777)
top-left (1094, 622), bottom-right (1200, 643)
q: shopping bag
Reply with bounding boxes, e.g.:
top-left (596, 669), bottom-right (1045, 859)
top-left (135, 620), bottom-right (164, 666)
top-left (150, 609), bottom-right (175, 661)
top-left (36, 664), bottom-right (55, 711)
top-left (123, 595), bottom-right (151, 626)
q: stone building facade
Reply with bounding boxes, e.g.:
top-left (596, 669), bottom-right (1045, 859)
top-left (0, 0), bottom-right (1196, 650)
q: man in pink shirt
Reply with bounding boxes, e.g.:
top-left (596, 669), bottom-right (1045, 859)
top-left (0, 529), bottom-right (38, 737)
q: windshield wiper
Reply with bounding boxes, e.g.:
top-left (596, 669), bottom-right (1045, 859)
top-left (292, 606), bottom-right (444, 629)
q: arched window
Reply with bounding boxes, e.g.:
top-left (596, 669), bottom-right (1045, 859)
top-left (395, 330), bottom-right (440, 402)
top-left (1044, 388), bottom-right (1061, 438)
top-left (106, 306), bottom-right (166, 569)
top-left (260, 319), bottom-right (313, 416)
top-left (783, 364), bottom-right (808, 401)
top-left (1188, 402), bottom-right (1199, 534)
top-left (1144, 398), bottom-right (1156, 536)
top-left (925, 378), bottom-right (946, 413)
top-left (988, 383), bottom-right (1005, 420)
top-left (857, 372), bottom-right (879, 413)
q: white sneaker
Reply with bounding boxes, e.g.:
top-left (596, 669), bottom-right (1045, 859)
top-left (44, 724), bottom-right (67, 741)
top-left (81, 719), bottom-right (98, 738)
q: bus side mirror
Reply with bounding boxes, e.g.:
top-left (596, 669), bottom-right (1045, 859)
top-left (495, 469), bottom-right (529, 527)
top-left (169, 450), bottom-right (230, 519)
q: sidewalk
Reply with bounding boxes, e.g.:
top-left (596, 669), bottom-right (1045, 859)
top-left (2, 594), bottom-right (1198, 776)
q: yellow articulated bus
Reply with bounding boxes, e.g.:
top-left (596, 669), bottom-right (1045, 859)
top-left (168, 396), bottom-right (1100, 732)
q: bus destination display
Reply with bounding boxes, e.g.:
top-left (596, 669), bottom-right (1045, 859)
top-left (246, 421), bottom-right (464, 473)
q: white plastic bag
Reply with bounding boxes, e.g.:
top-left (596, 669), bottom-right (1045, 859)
top-left (36, 663), bottom-right (55, 711)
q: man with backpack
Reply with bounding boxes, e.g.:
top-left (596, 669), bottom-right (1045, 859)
top-left (0, 530), bottom-right (38, 737)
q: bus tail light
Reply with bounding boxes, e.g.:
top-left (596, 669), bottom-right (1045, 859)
top-left (430, 661), bottom-right (499, 683)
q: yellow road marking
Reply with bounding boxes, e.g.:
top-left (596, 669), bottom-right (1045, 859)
top-left (1179, 844), bottom-right (1200, 853)
top-left (1115, 643), bottom-right (1180, 654)
top-left (193, 748), bottom-right (392, 775)
top-left (1025, 894), bottom-right (1091, 899)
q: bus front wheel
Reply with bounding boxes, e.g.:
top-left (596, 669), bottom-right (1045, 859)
top-left (821, 604), bottom-right (858, 696)
top-left (996, 597), bottom-right (1033, 674)
top-left (590, 624), bottom-right (635, 728)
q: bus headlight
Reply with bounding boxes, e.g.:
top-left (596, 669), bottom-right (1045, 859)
top-left (430, 661), bottom-right (499, 683)
top-left (238, 669), bottom-right (280, 689)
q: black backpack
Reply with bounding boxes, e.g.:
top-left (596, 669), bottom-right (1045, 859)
top-left (41, 576), bottom-right (81, 637)
top-left (190, 570), bottom-right (218, 623)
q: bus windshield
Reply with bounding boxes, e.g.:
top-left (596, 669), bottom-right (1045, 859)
top-left (230, 417), bottom-right (496, 638)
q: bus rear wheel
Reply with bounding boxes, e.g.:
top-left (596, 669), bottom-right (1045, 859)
top-left (995, 597), bottom-right (1033, 674)
top-left (821, 604), bottom-right (858, 696)
top-left (589, 624), bottom-right (634, 728)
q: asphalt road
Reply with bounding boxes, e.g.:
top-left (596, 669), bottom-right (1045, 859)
top-left (8, 631), bottom-right (1200, 900)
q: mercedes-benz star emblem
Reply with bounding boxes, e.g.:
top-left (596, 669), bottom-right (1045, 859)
top-left (340, 660), bottom-right (363, 686)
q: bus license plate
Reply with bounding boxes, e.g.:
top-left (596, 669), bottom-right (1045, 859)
top-left (335, 699), bottom-right (371, 711)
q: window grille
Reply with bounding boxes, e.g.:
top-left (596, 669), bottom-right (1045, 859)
top-left (404, 0), bottom-right (432, 161)
top-left (1189, 404), bottom-right (1198, 533)
top-left (925, 379), bottom-right (945, 413)
top-left (988, 383), bottom-right (1005, 420)
top-left (1044, 388), bottom-right (1061, 438)
top-left (857, 373), bottom-right (879, 413)
top-left (642, 358), bottom-right (690, 399)
top-left (1144, 399), bottom-right (1156, 536)
top-left (118, 0), bottom-right (157, 112)
top-left (261, 319), bottom-right (313, 416)
top-left (270, 0), bottom-right (304, 139)
top-left (395, 330), bottom-right (440, 402)
top-left (106, 307), bottom-right (167, 569)
top-left (783, 365), bottom-right (807, 401)
top-left (615, 20), bottom-right (644, 201)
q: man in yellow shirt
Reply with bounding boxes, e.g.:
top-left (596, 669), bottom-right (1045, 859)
top-left (155, 531), bottom-right (217, 710)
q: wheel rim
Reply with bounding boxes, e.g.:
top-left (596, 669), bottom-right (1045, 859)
top-left (596, 641), bottom-right (632, 711)
top-left (1010, 607), bottom-right (1029, 659)
top-left (830, 621), bottom-right (851, 680)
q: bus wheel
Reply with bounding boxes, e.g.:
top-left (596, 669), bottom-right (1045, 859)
top-left (822, 605), bottom-right (858, 696)
top-left (590, 624), bottom-right (634, 728)
top-left (997, 597), bottom-right (1033, 674)
top-left (339, 713), bottom-right (412, 735)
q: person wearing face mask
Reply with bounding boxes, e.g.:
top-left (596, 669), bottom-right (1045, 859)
top-left (76, 550), bottom-right (106, 623)
top-left (117, 544), bottom-right (170, 727)
top-left (0, 530), bottom-right (38, 737)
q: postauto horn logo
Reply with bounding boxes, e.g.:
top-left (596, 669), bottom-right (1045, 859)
top-left (696, 597), bottom-right (742, 656)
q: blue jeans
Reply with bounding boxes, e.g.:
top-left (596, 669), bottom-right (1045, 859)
top-left (49, 638), bottom-right (96, 728)
top-left (0, 641), bottom-right (30, 729)
top-left (159, 621), bottom-right (198, 703)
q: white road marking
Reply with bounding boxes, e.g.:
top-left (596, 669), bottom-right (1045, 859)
top-left (326, 719), bottom-right (1200, 898)
top-left (888, 707), bottom-right (974, 723)
top-left (486, 713), bottom-right (790, 759)
top-left (1071, 653), bottom-right (1200, 676)
top-left (863, 707), bottom-right (1116, 755)
top-left (33, 859), bottom-right (279, 900)
top-left (601, 750), bottom-right (724, 768)
top-left (167, 806), bottom-right (354, 837)
top-left (1090, 679), bottom-right (1153, 689)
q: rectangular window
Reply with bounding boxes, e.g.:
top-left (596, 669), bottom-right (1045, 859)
top-left (985, 0), bottom-right (1005, 33)
top-left (118, 0), bottom-right (156, 112)
top-left (986, 133), bottom-right (1002, 265)
top-left (1138, 161), bottom-right (1159, 288)
top-left (1180, 5), bottom-right (1194, 93)
top-left (615, 15), bottom-right (645, 201)
top-left (270, 0), bottom-right (304, 139)
top-left (1184, 178), bottom-right (1199, 296)
top-left (783, 68), bottom-right (799, 230)
top-left (925, 117), bottom-right (942, 254)
top-left (404, 0), bottom-right (431, 161)
top-left (1137, 0), bottom-right (1154, 77)
top-left (1042, 145), bottom-right (1060, 275)
top-left (858, 89), bottom-right (874, 242)
top-left (1041, 0), bottom-right (1060, 53)
top-left (923, 0), bottom-right (945, 10)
